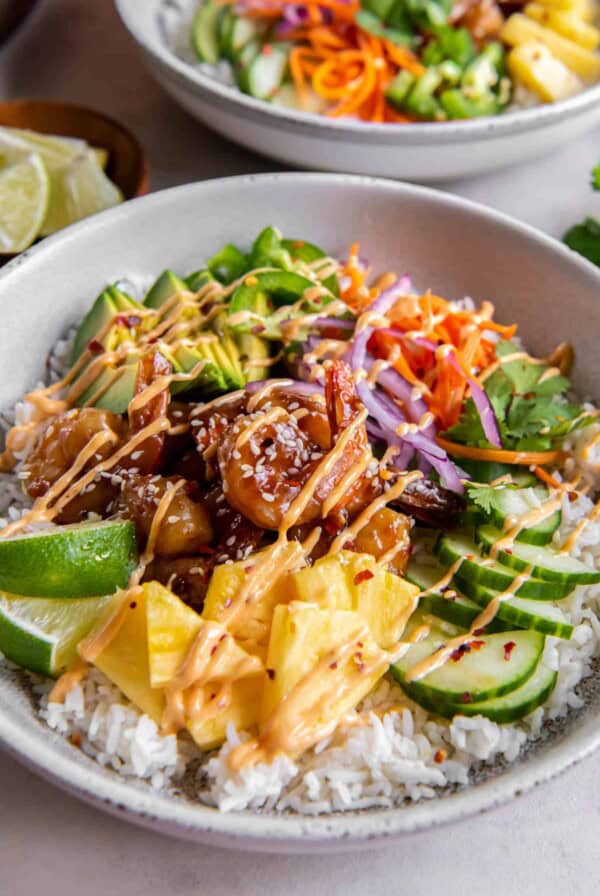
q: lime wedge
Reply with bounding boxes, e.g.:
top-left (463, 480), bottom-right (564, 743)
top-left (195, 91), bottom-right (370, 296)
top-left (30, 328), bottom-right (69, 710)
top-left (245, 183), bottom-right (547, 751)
top-left (91, 146), bottom-right (109, 170)
top-left (0, 591), bottom-right (118, 676)
top-left (0, 126), bottom-right (82, 169)
top-left (0, 520), bottom-right (138, 598)
top-left (41, 151), bottom-right (123, 236)
top-left (0, 153), bottom-right (50, 253)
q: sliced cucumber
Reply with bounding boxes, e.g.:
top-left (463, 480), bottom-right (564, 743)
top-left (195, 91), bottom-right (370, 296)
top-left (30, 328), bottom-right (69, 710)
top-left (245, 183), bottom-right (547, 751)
top-left (436, 533), bottom-right (573, 600)
top-left (399, 659), bottom-right (557, 723)
top-left (419, 594), bottom-right (512, 633)
top-left (228, 17), bottom-right (266, 58)
top-left (459, 458), bottom-right (537, 487)
top-left (468, 484), bottom-right (561, 546)
top-left (455, 576), bottom-right (573, 640)
top-left (476, 525), bottom-right (600, 585)
top-left (217, 6), bottom-right (236, 58)
top-left (392, 625), bottom-right (544, 707)
top-left (240, 45), bottom-right (290, 100)
top-left (191, 2), bottom-right (222, 64)
top-left (408, 557), bottom-right (572, 639)
top-left (407, 561), bottom-right (504, 631)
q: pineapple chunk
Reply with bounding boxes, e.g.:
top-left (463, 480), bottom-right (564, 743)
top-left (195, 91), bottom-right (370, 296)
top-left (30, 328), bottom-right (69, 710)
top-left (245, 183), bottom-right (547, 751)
top-left (501, 15), bottom-right (600, 81)
top-left (202, 540), bottom-right (305, 653)
top-left (535, 0), bottom-right (597, 21)
top-left (90, 581), bottom-right (265, 750)
top-left (260, 602), bottom-right (388, 752)
top-left (508, 40), bottom-right (584, 99)
top-left (525, 4), bottom-right (600, 50)
top-left (289, 551), bottom-right (418, 649)
top-left (91, 586), bottom-right (164, 724)
top-left (145, 581), bottom-right (262, 687)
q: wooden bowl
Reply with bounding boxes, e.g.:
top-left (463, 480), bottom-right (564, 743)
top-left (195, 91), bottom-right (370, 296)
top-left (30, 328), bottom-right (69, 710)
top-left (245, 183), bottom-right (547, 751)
top-left (0, 99), bottom-right (149, 202)
top-left (0, 0), bottom-right (39, 46)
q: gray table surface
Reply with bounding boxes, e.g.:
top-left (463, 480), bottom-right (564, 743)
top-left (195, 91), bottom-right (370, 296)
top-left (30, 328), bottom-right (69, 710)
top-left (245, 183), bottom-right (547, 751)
top-left (1, 2), bottom-right (599, 893)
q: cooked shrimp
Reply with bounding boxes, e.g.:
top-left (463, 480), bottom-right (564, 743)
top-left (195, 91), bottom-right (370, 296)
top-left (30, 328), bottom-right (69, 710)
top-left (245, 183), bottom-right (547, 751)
top-left (23, 407), bottom-right (126, 522)
top-left (217, 362), bottom-right (380, 530)
top-left (118, 473), bottom-right (213, 555)
top-left (122, 349), bottom-right (172, 475)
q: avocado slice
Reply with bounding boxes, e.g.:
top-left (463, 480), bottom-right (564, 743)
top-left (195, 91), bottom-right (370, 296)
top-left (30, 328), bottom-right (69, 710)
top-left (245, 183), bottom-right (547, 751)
top-left (71, 286), bottom-right (141, 364)
top-left (172, 341), bottom-right (229, 395)
top-left (186, 269), bottom-right (215, 292)
top-left (212, 311), bottom-right (246, 389)
top-left (74, 351), bottom-right (142, 414)
top-left (144, 269), bottom-right (189, 310)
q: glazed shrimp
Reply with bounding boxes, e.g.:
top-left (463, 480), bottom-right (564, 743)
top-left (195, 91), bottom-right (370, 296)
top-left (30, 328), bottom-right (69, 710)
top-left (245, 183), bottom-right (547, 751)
top-left (217, 361), bottom-right (380, 530)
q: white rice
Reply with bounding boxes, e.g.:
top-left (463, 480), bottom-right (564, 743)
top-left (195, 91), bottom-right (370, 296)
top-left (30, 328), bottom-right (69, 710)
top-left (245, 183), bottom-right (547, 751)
top-left (1, 330), bottom-right (599, 814)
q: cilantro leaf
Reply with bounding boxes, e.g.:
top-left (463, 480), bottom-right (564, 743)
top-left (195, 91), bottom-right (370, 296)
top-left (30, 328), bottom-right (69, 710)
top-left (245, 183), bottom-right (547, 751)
top-left (564, 218), bottom-right (600, 268)
top-left (465, 484), bottom-right (500, 515)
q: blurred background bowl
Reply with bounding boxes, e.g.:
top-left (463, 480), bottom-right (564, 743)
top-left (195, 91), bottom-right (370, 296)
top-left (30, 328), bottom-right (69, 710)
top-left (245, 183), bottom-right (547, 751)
top-left (0, 0), bottom-right (38, 46)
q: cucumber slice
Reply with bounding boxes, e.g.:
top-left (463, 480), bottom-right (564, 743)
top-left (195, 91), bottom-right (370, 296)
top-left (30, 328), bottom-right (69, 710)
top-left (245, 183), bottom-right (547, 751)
top-left (399, 659), bottom-right (557, 723)
top-left (407, 560), bottom-right (517, 634)
top-left (460, 458), bottom-right (537, 487)
top-left (436, 533), bottom-right (573, 600)
top-left (229, 17), bottom-right (266, 58)
top-left (455, 576), bottom-right (573, 640)
top-left (191, 2), bottom-right (222, 64)
top-left (392, 625), bottom-right (544, 707)
top-left (469, 484), bottom-right (561, 546)
top-left (476, 525), bottom-right (600, 585)
top-left (217, 6), bottom-right (235, 58)
top-left (241, 45), bottom-right (290, 100)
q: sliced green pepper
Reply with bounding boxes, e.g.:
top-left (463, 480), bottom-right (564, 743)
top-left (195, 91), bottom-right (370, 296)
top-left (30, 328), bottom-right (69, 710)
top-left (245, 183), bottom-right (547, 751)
top-left (281, 238), bottom-right (340, 295)
top-left (462, 42), bottom-right (505, 97)
top-left (439, 88), bottom-right (499, 119)
top-left (249, 226), bottom-right (294, 271)
top-left (228, 270), bottom-right (334, 338)
top-left (404, 67), bottom-right (445, 120)
top-left (207, 243), bottom-right (249, 284)
top-left (385, 70), bottom-right (416, 109)
top-left (422, 25), bottom-right (475, 69)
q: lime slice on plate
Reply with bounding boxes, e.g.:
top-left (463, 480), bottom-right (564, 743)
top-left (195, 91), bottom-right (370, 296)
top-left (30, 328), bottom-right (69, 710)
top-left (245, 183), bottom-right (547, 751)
top-left (41, 151), bottom-right (123, 236)
top-left (0, 153), bottom-right (50, 252)
top-left (0, 520), bottom-right (138, 598)
top-left (0, 592), bottom-right (117, 676)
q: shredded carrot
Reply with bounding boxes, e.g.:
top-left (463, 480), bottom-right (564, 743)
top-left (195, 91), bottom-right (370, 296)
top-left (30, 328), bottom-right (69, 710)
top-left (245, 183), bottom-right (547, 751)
top-left (533, 465), bottom-right (562, 488)
top-left (435, 437), bottom-right (564, 466)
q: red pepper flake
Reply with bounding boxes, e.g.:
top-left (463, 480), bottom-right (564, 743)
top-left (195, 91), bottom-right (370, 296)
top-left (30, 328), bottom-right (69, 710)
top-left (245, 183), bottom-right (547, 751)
top-left (460, 692), bottom-right (473, 704)
top-left (329, 661), bottom-right (338, 670)
top-left (343, 540), bottom-right (354, 550)
top-left (70, 732), bottom-right (82, 747)
top-left (244, 565), bottom-right (255, 574)
top-left (469, 639), bottom-right (485, 652)
top-left (266, 668), bottom-right (276, 680)
top-left (466, 554), bottom-right (475, 561)
top-left (434, 748), bottom-right (446, 764)
top-left (210, 692), bottom-right (217, 701)
top-left (451, 644), bottom-right (470, 662)
top-left (262, 43), bottom-right (272, 55)
top-left (88, 339), bottom-right (104, 354)
top-left (197, 545), bottom-right (216, 555)
top-left (292, 240), bottom-right (305, 249)
top-left (568, 491), bottom-right (578, 503)
top-left (504, 640), bottom-right (517, 661)
top-left (473, 627), bottom-right (486, 636)
top-left (251, 325), bottom-right (265, 335)
top-left (354, 570), bottom-right (374, 585)
top-left (210, 644), bottom-right (219, 656)
top-left (129, 601), bottom-right (137, 609)
top-left (504, 548), bottom-right (513, 555)
top-left (115, 313), bottom-right (142, 328)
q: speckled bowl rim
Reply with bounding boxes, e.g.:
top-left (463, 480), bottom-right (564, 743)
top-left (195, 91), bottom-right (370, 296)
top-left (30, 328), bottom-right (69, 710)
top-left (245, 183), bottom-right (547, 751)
top-left (115, 0), bottom-right (600, 146)
top-left (1, 173), bottom-right (600, 851)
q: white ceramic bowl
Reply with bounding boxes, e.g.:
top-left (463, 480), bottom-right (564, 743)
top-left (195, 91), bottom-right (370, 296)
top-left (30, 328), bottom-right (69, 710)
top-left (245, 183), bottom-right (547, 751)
top-left (115, 0), bottom-right (600, 182)
top-left (1, 173), bottom-right (600, 851)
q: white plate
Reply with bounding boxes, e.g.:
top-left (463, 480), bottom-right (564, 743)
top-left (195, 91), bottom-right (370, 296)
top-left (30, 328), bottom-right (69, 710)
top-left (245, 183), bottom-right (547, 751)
top-left (114, 0), bottom-right (600, 182)
top-left (1, 173), bottom-right (600, 851)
